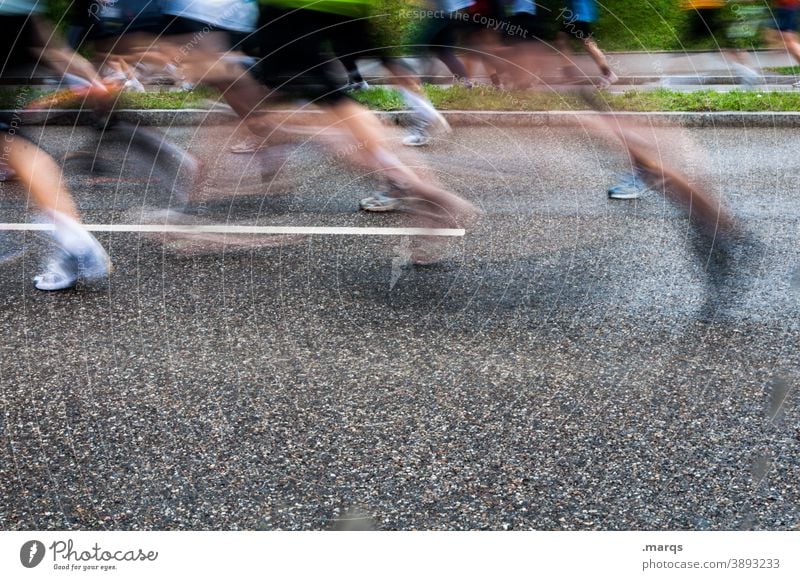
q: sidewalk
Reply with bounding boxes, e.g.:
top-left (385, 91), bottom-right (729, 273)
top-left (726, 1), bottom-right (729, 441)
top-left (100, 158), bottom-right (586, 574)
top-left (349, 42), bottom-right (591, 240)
top-left (6, 48), bottom-right (800, 128)
top-left (2, 49), bottom-right (800, 89)
top-left (14, 108), bottom-right (800, 129)
top-left (378, 49), bottom-right (800, 89)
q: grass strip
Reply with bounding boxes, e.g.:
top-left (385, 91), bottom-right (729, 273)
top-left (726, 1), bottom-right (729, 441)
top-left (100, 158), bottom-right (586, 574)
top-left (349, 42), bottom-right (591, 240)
top-left (354, 86), bottom-right (800, 113)
top-left (5, 86), bottom-right (800, 113)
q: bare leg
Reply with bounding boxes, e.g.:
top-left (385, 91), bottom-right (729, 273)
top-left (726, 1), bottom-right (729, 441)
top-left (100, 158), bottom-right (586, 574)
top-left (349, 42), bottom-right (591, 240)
top-left (4, 134), bottom-right (110, 290)
top-left (583, 38), bottom-right (612, 77)
top-left (576, 109), bottom-right (736, 234)
top-left (383, 61), bottom-right (422, 93)
top-left (4, 136), bottom-right (80, 220)
top-left (329, 99), bottom-right (478, 227)
top-left (764, 29), bottom-right (800, 65)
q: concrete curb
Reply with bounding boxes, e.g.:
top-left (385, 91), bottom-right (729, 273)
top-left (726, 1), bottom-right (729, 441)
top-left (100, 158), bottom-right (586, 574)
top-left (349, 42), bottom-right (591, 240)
top-left (8, 108), bottom-right (800, 128)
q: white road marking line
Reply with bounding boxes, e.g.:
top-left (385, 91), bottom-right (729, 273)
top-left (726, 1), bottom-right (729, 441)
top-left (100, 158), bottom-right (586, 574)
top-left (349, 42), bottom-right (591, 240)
top-left (0, 223), bottom-right (465, 237)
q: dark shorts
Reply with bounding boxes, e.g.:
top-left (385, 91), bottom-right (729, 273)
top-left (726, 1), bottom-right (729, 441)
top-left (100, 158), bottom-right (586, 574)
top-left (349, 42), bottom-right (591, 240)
top-left (67, 3), bottom-right (163, 47)
top-left (536, 4), bottom-right (594, 40)
top-left (771, 8), bottom-right (799, 32)
top-left (330, 15), bottom-right (390, 61)
top-left (1, 16), bottom-right (39, 132)
top-left (0, 15), bottom-right (40, 69)
top-left (256, 7), bottom-right (362, 104)
top-left (560, 17), bottom-right (593, 39)
top-left (684, 8), bottom-right (726, 41)
top-left (504, 12), bottom-right (542, 44)
top-left (419, 12), bottom-right (471, 52)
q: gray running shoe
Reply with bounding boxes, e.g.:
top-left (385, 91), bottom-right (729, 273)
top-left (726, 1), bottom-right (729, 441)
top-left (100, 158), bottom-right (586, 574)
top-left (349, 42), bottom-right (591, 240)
top-left (343, 80), bottom-right (370, 92)
top-left (359, 189), bottom-right (403, 212)
top-left (608, 171), bottom-right (649, 200)
top-left (402, 107), bottom-right (450, 148)
top-left (402, 123), bottom-right (431, 147)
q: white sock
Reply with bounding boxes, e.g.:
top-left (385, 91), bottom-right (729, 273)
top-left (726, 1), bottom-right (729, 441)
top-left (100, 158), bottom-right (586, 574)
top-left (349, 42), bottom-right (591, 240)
top-left (398, 88), bottom-right (437, 122)
top-left (43, 210), bottom-right (98, 255)
top-left (371, 149), bottom-right (415, 188)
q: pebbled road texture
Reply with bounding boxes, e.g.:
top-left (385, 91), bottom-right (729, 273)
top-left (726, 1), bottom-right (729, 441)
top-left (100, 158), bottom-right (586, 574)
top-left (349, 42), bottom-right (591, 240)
top-left (1, 122), bottom-right (798, 531)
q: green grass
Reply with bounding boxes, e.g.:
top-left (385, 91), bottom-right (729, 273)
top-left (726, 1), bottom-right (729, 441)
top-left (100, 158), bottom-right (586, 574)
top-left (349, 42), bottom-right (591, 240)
top-left (113, 87), bottom-right (218, 109)
top-left (593, 0), bottom-right (770, 52)
top-left (766, 66), bottom-right (800, 75)
top-left (601, 88), bottom-right (800, 112)
top-left (349, 85), bottom-right (579, 112)
top-left (6, 85), bottom-right (800, 113)
top-left (356, 85), bottom-right (800, 113)
top-left (0, 87), bottom-right (218, 110)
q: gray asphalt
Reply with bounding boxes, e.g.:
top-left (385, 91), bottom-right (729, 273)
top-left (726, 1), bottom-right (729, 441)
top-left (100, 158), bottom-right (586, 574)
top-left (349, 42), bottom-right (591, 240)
top-left (1, 122), bottom-right (798, 531)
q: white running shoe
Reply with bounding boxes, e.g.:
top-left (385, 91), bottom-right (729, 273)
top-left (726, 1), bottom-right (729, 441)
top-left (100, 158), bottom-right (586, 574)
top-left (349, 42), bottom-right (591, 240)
top-left (414, 98), bottom-right (451, 134)
top-left (402, 109), bottom-right (450, 148)
top-left (402, 127), bottom-right (431, 147)
top-left (34, 239), bottom-right (111, 291)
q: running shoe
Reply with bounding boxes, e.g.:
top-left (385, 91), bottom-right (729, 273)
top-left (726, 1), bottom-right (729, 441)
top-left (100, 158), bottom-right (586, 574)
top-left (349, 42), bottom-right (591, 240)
top-left (33, 239), bottom-right (111, 291)
top-left (403, 112), bottom-right (429, 147)
top-left (402, 115), bottom-right (432, 147)
top-left (229, 135), bottom-right (268, 154)
top-left (420, 102), bottom-right (451, 135)
top-left (598, 70), bottom-right (619, 89)
top-left (402, 129), bottom-right (431, 147)
top-left (343, 80), bottom-right (370, 92)
top-left (359, 189), bottom-right (403, 212)
top-left (608, 171), bottom-right (649, 200)
top-left (402, 108), bottom-right (450, 148)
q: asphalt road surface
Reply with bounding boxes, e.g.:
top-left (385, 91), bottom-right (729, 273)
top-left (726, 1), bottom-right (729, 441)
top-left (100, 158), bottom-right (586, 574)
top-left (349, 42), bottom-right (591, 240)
top-left (1, 121), bottom-right (798, 531)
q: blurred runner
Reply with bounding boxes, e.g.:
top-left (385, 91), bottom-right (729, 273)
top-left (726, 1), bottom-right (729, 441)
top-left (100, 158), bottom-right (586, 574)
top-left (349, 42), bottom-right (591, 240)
top-left (557, 0), bottom-right (618, 88)
top-left (303, 3), bottom-right (453, 148)
top-left (254, 0), bottom-right (480, 262)
top-left (577, 89), bottom-right (751, 320)
top-left (764, 0), bottom-right (800, 86)
top-left (609, 1), bottom-right (762, 200)
top-left (66, 0), bottom-right (166, 89)
top-left (501, 0), bottom-right (561, 89)
top-left (1, 0), bottom-right (112, 290)
top-left (660, 1), bottom-right (762, 86)
top-left (420, 0), bottom-right (475, 86)
top-left (463, 0), bottom-right (506, 87)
